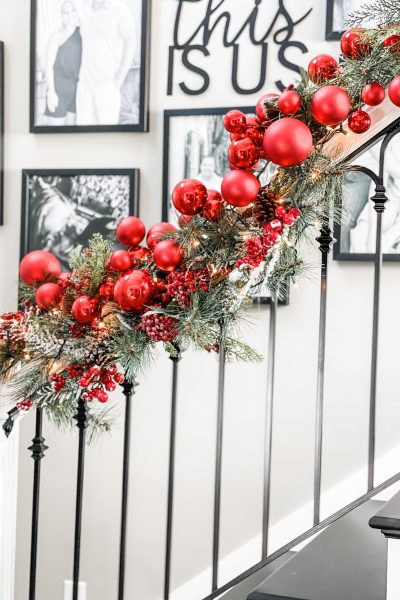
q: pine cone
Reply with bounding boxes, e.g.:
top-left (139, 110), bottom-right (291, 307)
top-left (252, 187), bottom-right (283, 226)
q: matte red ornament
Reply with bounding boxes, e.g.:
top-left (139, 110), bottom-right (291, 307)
top-left (146, 222), bottom-right (177, 250)
top-left (114, 270), bottom-right (156, 312)
top-left (278, 90), bottom-right (302, 115)
top-left (245, 117), bottom-right (264, 147)
top-left (347, 109), bottom-right (371, 134)
top-left (35, 283), bottom-right (62, 310)
top-left (228, 137), bottom-right (259, 169)
top-left (255, 93), bottom-right (278, 122)
top-left (263, 118), bottom-right (313, 167)
top-left (384, 34), bottom-right (400, 53)
top-left (116, 217), bottom-right (146, 247)
top-left (108, 250), bottom-right (133, 272)
top-left (388, 76), bottom-right (400, 107)
top-left (71, 296), bottom-right (100, 324)
top-left (361, 82), bottom-right (385, 106)
top-left (153, 240), bottom-right (184, 272)
top-left (223, 110), bottom-right (247, 133)
top-left (202, 190), bottom-right (223, 221)
top-left (172, 179), bottom-right (208, 215)
top-left (311, 86), bottom-right (350, 126)
top-left (129, 246), bottom-right (152, 264)
top-left (340, 29), bottom-right (371, 60)
top-left (19, 250), bottom-right (61, 286)
top-left (308, 54), bottom-right (338, 83)
top-left (221, 170), bottom-right (260, 207)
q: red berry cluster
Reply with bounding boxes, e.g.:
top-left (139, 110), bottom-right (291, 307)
top-left (79, 364), bottom-right (125, 403)
top-left (17, 398), bottom-right (33, 411)
top-left (69, 323), bottom-right (86, 338)
top-left (66, 364), bottom-right (84, 379)
top-left (138, 313), bottom-right (179, 342)
top-left (51, 373), bottom-right (66, 393)
top-left (206, 343), bottom-right (220, 353)
top-left (163, 268), bottom-right (210, 306)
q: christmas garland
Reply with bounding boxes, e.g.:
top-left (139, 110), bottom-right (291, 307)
top-left (1, 9), bottom-right (400, 435)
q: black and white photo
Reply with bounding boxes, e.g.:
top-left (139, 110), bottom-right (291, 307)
top-left (326, 0), bottom-right (375, 39)
top-left (21, 169), bottom-right (139, 270)
top-left (30, 0), bottom-right (150, 132)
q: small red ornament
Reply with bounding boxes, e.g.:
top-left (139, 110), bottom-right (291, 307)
top-left (255, 93), bottom-right (278, 122)
top-left (388, 75), bottom-right (400, 107)
top-left (19, 250), bottom-right (61, 286)
top-left (341, 29), bottom-right (371, 60)
top-left (172, 179), bottom-right (208, 215)
top-left (347, 109), bottom-right (371, 134)
top-left (202, 190), bottom-right (223, 221)
top-left (221, 170), bottom-right (260, 207)
top-left (384, 34), bottom-right (400, 53)
top-left (71, 296), bottom-right (100, 324)
top-left (245, 117), bottom-right (264, 147)
top-left (308, 54), bottom-right (339, 83)
top-left (223, 110), bottom-right (247, 133)
top-left (129, 246), bottom-right (152, 264)
top-left (116, 217), bottom-right (146, 247)
top-left (99, 280), bottom-right (115, 301)
top-left (263, 118), bottom-right (313, 167)
top-left (114, 270), bottom-right (156, 312)
top-left (108, 250), bottom-right (133, 272)
top-left (35, 283), bottom-right (62, 310)
top-left (278, 90), bottom-right (301, 115)
top-left (153, 240), bottom-right (184, 272)
top-left (311, 85), bottom-right (350, 126)
top-left (228, 137), bottom-right (259, 169)
top-left (361, 82), bottom-right (385, 106)
top-left (146, 222), bottom-right (177, 250)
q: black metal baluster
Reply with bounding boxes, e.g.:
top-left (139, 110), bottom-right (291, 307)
top-left (118, 379), bottom-right (138, 600)
top-left (72, 397), bottom-right (89, 600)
top-left (212, 323), bottom-right (227, 592)
top-left (313, 224), bottom-right (333, 526)
top-left (262, 293), bottom-right (278, 558)
top-left (28, 408), bottom-right (48, 600)
top-left (164, 348), bottom-right (182, 600)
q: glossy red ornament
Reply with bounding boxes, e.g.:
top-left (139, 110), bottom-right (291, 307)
top-left (202, 190), bottom-right (223, 221)
top-left (129, 246), bottom-right (152, 264)
top-left (114, 270), bottom-right (156, 312)
top-left (172, 179), bottom-right (208, 215)
top-left (99, 280), bottom-right (115, 301)
top-left (263, 118), bottom-right (313, 167)
top-left (71, 296), bottom-right (100, 324)
top-left (388, 76), bottom-right (400, 106)
top-left (311, 86), bottom-right (350, 126)
top-left (228, 137), bottom-right (259, 169)
top-left (221, 170), bottom-right (260, 207)
top-left (245, 117), bottom-right (264, 147)
top-left (223, 110), bottom-right (247, 133)
top-left (278, 90), bottom-right (301, 115)
top-left (308, 54), bottom-right (338, 84)
top-left (146, 222), bottom-right (177, 250)
top-left (255, 93), bottom-right (278, 122)
top-left (384, 34), bottom-right (400, 53)
top-left (35, 283), bottom-right (62, 310)
top-left (347, 109), bottom-right (371, 134)
top-left (19, 250), bottom-right (61, 286)
top-left (361, 82), bottom-right (385, 106)
top-left (108, 250), bottom-right (133, 272)
top-left (153, 240), bottom-right (184, 272)
top-left (116, 217), bottom-right (146, 247)
top-left (340, 29), bottom-right (371, 60)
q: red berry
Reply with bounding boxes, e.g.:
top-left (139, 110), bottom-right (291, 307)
top-left (274, 206), bottom-right (286, 219)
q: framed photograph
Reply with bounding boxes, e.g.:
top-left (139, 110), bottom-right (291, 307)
top-left (30, 0), bottom-right (151, 133)
top-left (0, 42), bottom-right (4, 226)
top-left (326, 0), bottom-right (375, 40)
top-left (21, 169), bottom-right (139, 270)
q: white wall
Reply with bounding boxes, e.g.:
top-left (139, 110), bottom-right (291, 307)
top-left (0, 1), bottom-right (399, 600)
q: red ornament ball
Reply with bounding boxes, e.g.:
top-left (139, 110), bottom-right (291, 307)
top-left (71, 296), bottom-right (100, 324)
top-left (129, 246), bottom-right (152, 264)
top-left (20, 250), bottom-right (61, 286)
top-left (278, 90), bottom-right (301, 115)
top-left (308, 54), bottom-right (338, 83)
top-left (108, 250), bottom-right (133, 272)
top-left (35, 283), bottom-right (62, 310)
top-left (361, 82), bottom-right (385, 106)
top-left (384, 35), bottom-right (400, 53)
top-left (228, 137), bottom-right (259, 169)
top-left (172, 179), bottom-right (208, 215)
top-left (99, 280), bottom-right (115, 301)
top-left (245, 117), bottom-right (264, 147)
top-left (116, 217), bottom-right (146, 247)
top-left (255, 93), bottom-right (278, 122)
top-left (348, 109), bottom-right (371, 134)
top-left (146, 222), bottom-right (177, 250)
top-left (311, 85), bottom-right (350, 126)
top-left (388, 75), bottom-right (400, 107)
top-left (341, 29), bottom-right (371, 60)
top-left (153, 240), bottom-right (184, 272)
top-left (223, 110), bottom-right (247, 133)
top-left (221, 170), bottom-right (260, 207)
top-left (263, 118), bottom-right (313, 167)
top-left (202, 190), bottom-right (223, 221)
top-left (114, 270), bottom-right (155, 312)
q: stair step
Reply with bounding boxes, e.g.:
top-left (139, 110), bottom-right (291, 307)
top-left (248, 501), bottom-right (386, 600)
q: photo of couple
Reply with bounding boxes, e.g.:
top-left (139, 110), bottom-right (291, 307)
top-left (31, 0), bottom-right (149, 131)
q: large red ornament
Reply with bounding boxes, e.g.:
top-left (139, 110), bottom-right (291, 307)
top-left (114, 270), bottom-right (155, 312)
top-left (263, 118), bottom-right (313, 167)
top-left (116, 217), bottom-right (146, 247)
top-left (278, 90), bottom-right (301, 115)
top-left (153, 240), bottom-right (184, 272)
top-left (129, 246), bottom-right (152, 264)
top-left (108, 250), bottom-right (133, 272)
top-left (255, 93), bottom-right (278, 122)
top-left (172, 179), bottom-right (208, 215)
top-left (223, 110), bottom-right (247, 133)
top-left (146, 222), bottom-right (177, 250)
top-left (348, 109), bottom-right (371, 134)
top-left (361, 82), bottom-right (385, 106)
top-left (311, 86), bottom-right (350, 126)
top-left (35, 283), bottom-right (62, 310)
top-left (71, 296), bottom-right (100, 324)
top-left (202, 190), bottom-right (223, 221)
top-left (228, 137), bottom-right (259, 169)
top-left (341, 29), bottom-right (371, 60)
top-left (308, 54), bottom-right (338, 83)
top-left (19, 250), bottom-right (61, 286)
top-left (221, 170), bottom-right (260, 207)
top-left (388, 76), bottom-right (400, 106)
top-left (384, 35), bottom-right (400, 53)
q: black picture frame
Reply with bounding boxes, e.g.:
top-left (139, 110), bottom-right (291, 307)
top-left (0, 42), bottom-right (4, 226)
top-left (20, 168), bottom-right (139, 266)
top-left (30, 0), bottom-right (151, 133)
top-left (326, 0), bottom-right (342, 40)
top-left (333, 221), bottom-right (400, 262)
